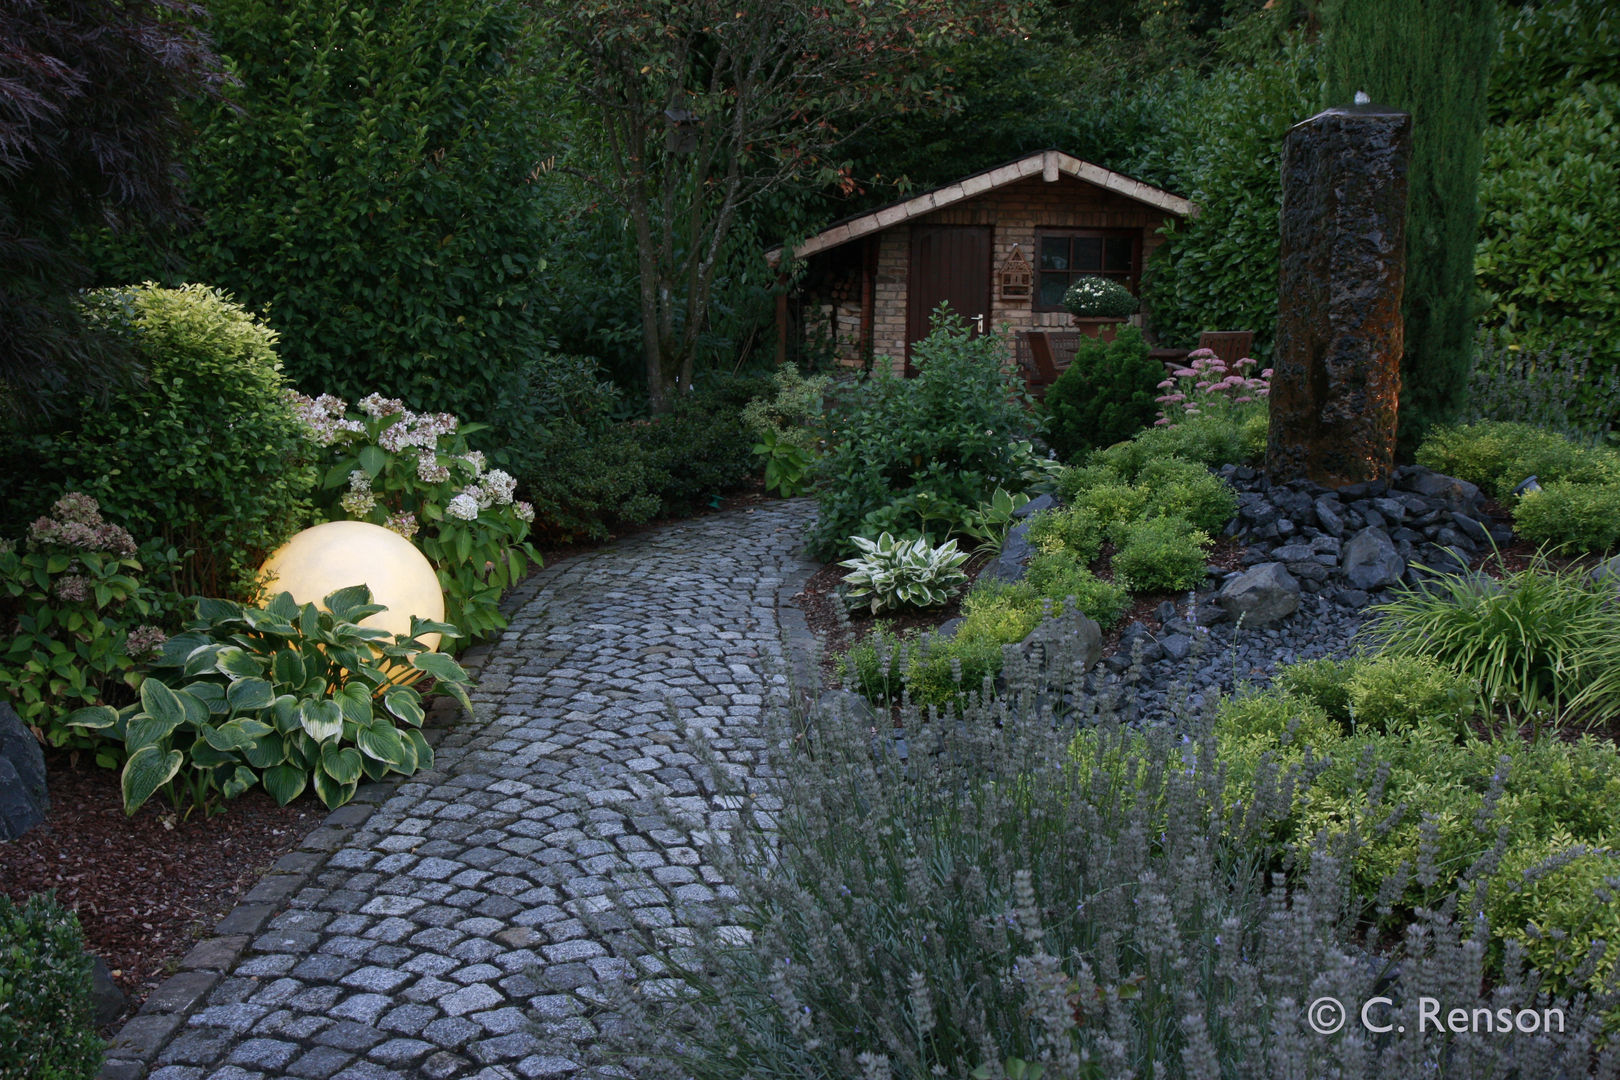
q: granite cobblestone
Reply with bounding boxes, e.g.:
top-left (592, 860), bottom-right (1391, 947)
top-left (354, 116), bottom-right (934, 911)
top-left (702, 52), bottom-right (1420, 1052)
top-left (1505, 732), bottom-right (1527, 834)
top-left (103, 501), bottom-right (817, 1079)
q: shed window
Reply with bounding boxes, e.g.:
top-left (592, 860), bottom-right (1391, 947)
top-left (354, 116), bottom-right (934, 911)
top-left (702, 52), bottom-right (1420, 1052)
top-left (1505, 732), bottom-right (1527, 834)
top-left (1034, 230), bottom-right (1139, 310)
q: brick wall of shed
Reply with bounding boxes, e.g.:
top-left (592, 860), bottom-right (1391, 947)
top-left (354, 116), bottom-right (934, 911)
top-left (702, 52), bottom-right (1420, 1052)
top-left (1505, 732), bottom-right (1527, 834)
top-left (811, 173), bottom-right (1177, 376)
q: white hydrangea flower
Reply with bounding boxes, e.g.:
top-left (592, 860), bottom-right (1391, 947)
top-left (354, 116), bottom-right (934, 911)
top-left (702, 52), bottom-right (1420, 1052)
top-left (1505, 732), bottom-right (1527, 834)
top-left (348, 470), bottom-right (371, 493)
top-left (462, 450), bottom-right (486, 477)
top-left (445, 493), bottom-right (480, 520)
top-left (340, 490), bottom-right (377, 516)
top-left (474, 469), bottom-right (517, 508)
top-left (416, 450), bottom-right (450, 484)
top-left (513, 500), bottom-right (535, 524)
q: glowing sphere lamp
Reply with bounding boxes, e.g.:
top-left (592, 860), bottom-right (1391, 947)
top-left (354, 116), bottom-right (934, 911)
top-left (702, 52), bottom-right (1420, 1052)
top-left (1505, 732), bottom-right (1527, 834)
top-left (259, 521), bottom-right (444, 654)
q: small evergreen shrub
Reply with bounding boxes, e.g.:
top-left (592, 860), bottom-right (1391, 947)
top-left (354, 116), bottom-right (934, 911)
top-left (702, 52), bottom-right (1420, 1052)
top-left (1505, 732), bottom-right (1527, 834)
top-left (1135, 456), bottom-right (1238, 534)
top-left (1513, 481), bottom-right (1620, 554)
top-left (1342, 653), bottom-right (1478, 735)
top-left (1275, 656), bottom-right (1361, 725)
top-left (1070, 482), bottom-right (1150, 530)
top-left (1110, 515), bottom-right (1210, 593)
top-left (1084, 401), bottom-right (1267, 480)
top-left (1414, 420), bottom-right (1620, 498)
top-left (1041, 325), bottom-right (1163, 462)
top-left (1024, 505), bottom-right (1104, 563)
top-left (1020, 552), bottom-right (1130, 628)
top-left (638, 375), bottom-right (764, 516)
top-left (0, 893), bottom-right (102, 1080)
top-left (43, 284), bottom-right (317, 601)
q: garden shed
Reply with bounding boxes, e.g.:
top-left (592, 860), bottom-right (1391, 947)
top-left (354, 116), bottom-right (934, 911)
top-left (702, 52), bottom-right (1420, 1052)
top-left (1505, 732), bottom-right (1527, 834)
top-left (770, 149), bottom-right (1195, 376)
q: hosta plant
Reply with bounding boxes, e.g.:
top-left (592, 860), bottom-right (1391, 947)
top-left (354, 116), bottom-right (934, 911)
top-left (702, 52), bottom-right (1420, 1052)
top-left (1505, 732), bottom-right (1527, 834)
top-left (838, 532), bottom-right (969, 615)
top-left (289, 391), bottom-right (540, 641)
top-left (65, 586), bottom-right (472, 815)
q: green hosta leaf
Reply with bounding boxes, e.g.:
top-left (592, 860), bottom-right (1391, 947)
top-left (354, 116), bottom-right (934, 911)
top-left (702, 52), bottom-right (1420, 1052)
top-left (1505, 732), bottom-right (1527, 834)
top-left (299, 698), bottom-right (344, 742)
top-left (395, 728), bottom-right (420, 773)
top-left (121, 745), bottom-right (183, 815)
top-left (227, 677), bottom-right (276, 712)
top-left (140, 678), bottom-right (188, 730)
top-left (271, 694), bottom-right (301, 733)
top-left (264, 592), bottom-right (300, 620)
top-left (384, 689), bottom-right (425, 727)
top-left (188, 681), bottom-right (229, 715)
top-left (263, 763), bottom-right (306, 805)
top-left (361, 754), bottom-right (391, 782)
top-left (336, 682), bottom-right (376, 726)
top-left (195, 597), bottom-right (241, 623)
top-left (312, 767), bottom-right (357, 809)
top-left (355, 722), bottom-right (405, 766)
top-left (241, 732), bottom-right (289, 769)
top-left (221, 765), bottom-right (257, 800)
top-left (320, 743), bottom-right (363, 785)
top-left (215, 647), bottom-right (263, 679)
top-left (272, 649), bottom-right (307, 687)
top-left (124, 712), bottom-right (175, 751)
top-left (63, 705), bottom-right (117, 730)
top-left (189, 742), bottom-right (236, 768)
top-left (205, 717), bottom-right (275, 751)
top-left (403, 727), bottom-right (432, 772)
top-left (411, 651), bottom-right (468, 682)
top-left (183, 644), bottom-right (225, 678)
top-left (324, 584), bottom-right (379, 622)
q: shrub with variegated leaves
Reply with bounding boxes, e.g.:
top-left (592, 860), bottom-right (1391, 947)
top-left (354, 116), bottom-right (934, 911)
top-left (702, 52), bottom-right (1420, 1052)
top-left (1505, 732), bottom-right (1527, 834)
top-left (838, 532), bottom-right (969, 615)
top-left (65, 585), bottom-right (472, 814)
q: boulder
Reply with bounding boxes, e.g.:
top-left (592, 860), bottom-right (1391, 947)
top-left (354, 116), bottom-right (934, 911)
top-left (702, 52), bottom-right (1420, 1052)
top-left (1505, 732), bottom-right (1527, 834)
top-left (1590, 555), bottom-right (1620, 591)
top-left (1012, 493), bottom-right (1056, 520)
top-left (807, 690), bottom-right (877, 728)
top-left (1341, 526), bottom-right (1405, 591)
top-left (0, 702), bottom-right (48, 841)
top-left (980, 521), bottom-right (1033, 585)
top-left (935, 617), bottom-right (964, 640)
top-left (1313, 496), bottom-right (1346, 536)
top-left (1005, 609), bottom-right (1102, 676)
top-left (90, 955), bottom-right (127, 1026)
top-left (1215, 562), bottom-right (1301, 627)
top-left (1396, 466), bottom-right (1482, 512)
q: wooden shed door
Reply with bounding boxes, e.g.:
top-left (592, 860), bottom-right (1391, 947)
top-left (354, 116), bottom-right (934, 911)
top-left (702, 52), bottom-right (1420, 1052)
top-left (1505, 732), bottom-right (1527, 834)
top-left (906, 225), bottom-right (992, 373)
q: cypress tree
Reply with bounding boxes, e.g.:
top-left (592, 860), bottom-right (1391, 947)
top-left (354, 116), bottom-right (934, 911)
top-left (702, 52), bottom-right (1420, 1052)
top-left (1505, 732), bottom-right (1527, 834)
top-left (1321, 0), bottom-right (1497, 454)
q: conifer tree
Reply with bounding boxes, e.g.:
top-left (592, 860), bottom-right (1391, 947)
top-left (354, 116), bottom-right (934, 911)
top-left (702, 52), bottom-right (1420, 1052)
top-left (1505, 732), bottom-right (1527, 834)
top-left (1321, 0), bottom-right (1497, 453)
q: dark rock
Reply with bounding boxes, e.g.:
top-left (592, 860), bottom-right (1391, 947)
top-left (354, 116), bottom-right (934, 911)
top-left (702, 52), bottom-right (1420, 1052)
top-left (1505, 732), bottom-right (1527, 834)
top-left (1450, 512), bottom-right (1489, 547)
top-left (982, 521), bottom-right (1033, 585)
top-left (1012, 493), bottom-right (1056, 520)
top-left (1008, 610), bottom-right (1103, 675)
top-left (1370, 497), bottom-right (1407, 522)
top-left (1310, 534), bottom-right (1342, 557)
top-left (1216, 562), bottom-right (1302, 627)
top-left (1154, 600), bottom-right (1178, 624)
top-left (1434, 527), bottom-right (1473, 552)
top-left (1341, 526), bottom-right (1405, 590)
top-left (1287, 561), bottom-right (1331, 583)
top-left (91, 955), bottom-right (127, 1026)
top-left (936, 618), bottom-right (963, 640)
top-left (1488, 523), bottom-right (1516, 546)
top-left (1276, 517), bottom-right (1296, 537)
top-left (1313, 497), bottom-right (1345, 536)
top-left (0, 703), bottom-right (47, 841)
top-left (1160, 633), bottom-right (1193, 661)
top-left (1392, 527), bottom-right (1422, 544)
top-left (1397, 466), bottom-right (1482, 511)
top-left (1592, 555), bottom-right (1620, 589)
top-left (1363, 508), bottom-right (1386, 529)
top-left (1335, 588), bottom-right (1369, 608)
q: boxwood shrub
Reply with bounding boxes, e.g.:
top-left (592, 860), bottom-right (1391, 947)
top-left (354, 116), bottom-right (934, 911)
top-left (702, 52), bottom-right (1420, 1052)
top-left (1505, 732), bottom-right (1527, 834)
top-left (0, 893), bottom-right (102, 1080)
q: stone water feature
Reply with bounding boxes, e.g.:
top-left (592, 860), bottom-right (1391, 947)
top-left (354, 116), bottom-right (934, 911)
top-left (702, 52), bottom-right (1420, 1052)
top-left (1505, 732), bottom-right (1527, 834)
top-left (1267, 101), bottom-right (1412, 488)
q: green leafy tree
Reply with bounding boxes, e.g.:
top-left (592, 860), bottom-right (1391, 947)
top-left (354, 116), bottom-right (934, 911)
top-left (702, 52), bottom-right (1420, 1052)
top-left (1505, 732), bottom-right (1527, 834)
top-left (151, 0), bottom-right (556, 424)
top-left (0, 0), bottom-right (218, 419)
top-left (532, 0), bottom-right (1026, 412)
top-left (1321, 0), bottom-right (1498, 452)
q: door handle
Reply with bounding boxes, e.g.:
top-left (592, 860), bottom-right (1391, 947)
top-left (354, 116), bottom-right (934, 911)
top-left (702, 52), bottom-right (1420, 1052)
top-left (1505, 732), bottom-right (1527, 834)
top-left (972, 313), bottom-right (985, 333)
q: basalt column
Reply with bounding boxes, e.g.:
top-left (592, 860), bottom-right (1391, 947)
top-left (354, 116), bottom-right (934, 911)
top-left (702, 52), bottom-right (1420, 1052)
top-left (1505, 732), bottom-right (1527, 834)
top-left (1267, 103), bottom-right (1411, 488)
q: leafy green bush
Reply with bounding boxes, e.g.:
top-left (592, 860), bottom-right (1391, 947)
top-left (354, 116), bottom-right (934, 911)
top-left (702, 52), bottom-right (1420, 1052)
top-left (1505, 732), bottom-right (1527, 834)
top-left (741, 365), bottom-right (829, 456)
top-left (0, 494), bottom-right (167, 738)
top-left (1143, 35), bottom-right (1319, 358)
top-left (290, 393), bottom-right (538, 642)
top-left (1513, 481), bottom-right (1620, 554)
top-left (838, 533), bottom-right (969, 615)
top-left (1274, 656), bottom-right (1360, 726)
top-left (36, 284), bottom-right (316, 601)
top-left (1342, 653), bottom-right (1477, 736)
top-left (1081, 401), bottom-right (1268, 481)
top-left (1414, 420), bottom-right (1620, 498)
top-left (1069, 482), bottom-right (1150, 531)
top-left (1019, 552), bottom-right (1130, 628)
top-left (0, 893), bottom-right (102, 1080)
top-left (1041, 325), bottom-right (1163, 462)
top-left (1477, 79), bottom-right (1620, 389)
top-left (1110, 515), bottom-right (1210, 593)
top-left (510, 421), bottom-right (661, 543)
top-left (1024, 505), bottom-right (1104, 563)
top-left (1365, 556), bottom-right (1620, 724)
top-left (65, 587), bottom-right (470, 813)
top-left (1060, 275), bottom-right (1137, 318)
top-left (160, 0), bottom-right (555, 422)
top-left (809, 312), bottom-right (1035, 559)
top-left (1134, 457), bottom-right (1238, 534)
top-left (637, 375), bottom-right (764, 516)
top-left (1491, 836), bottom-right (1620, 1008)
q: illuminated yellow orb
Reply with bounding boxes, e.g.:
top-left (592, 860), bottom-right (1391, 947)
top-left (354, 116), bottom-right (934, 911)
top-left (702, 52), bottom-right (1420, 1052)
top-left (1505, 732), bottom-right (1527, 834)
top-left (259, 521), bottom-right (444, 653)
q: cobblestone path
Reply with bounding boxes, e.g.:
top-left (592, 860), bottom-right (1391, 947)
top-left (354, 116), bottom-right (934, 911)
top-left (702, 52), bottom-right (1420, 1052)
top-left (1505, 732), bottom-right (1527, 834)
top-left (111, 500), bottom-right (819, 1080)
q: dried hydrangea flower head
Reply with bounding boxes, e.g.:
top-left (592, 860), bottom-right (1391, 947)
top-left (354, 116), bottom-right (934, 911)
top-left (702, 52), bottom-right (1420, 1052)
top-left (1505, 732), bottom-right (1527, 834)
top-left (27, 492), bottom-right (137, 557)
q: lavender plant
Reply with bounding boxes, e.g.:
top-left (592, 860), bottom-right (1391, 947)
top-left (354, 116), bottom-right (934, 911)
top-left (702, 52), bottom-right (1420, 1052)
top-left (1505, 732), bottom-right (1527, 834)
top-left (289, 392), bottom-right (539, 640)
top-left (1465, 331), bottom-right (1620, 446)
top-left (578, 660), bottom-right (1619, 1079)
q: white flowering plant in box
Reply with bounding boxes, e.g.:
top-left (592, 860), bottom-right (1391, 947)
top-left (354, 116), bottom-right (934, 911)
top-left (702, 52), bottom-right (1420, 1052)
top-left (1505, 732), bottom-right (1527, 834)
top-left (1060, 274), bottom-right (1138, 319)
top-left (288, 392), bottom-right (539, 640)
top-left (838, 532), bottom-right (970, 615)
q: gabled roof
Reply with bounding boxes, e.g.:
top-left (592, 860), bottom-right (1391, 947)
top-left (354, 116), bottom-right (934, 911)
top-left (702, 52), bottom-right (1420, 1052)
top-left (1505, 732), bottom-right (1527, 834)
top-left (771, 150), bottom-right (1196, 264)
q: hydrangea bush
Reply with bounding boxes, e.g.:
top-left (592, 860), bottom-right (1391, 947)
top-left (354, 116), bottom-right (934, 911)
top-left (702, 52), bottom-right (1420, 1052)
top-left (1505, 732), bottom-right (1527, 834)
top-left (289, 392), bottom-right (539, 640)
top-left (1060, 274), bottom-right (1138, 318)
top-left (0, 493), bottom-right (168, 746)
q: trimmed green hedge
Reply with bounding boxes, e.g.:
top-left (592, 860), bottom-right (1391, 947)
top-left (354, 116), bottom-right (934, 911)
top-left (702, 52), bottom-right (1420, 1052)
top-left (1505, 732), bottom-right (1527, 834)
top-left (0, 894), bottom-right (102, 1080)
